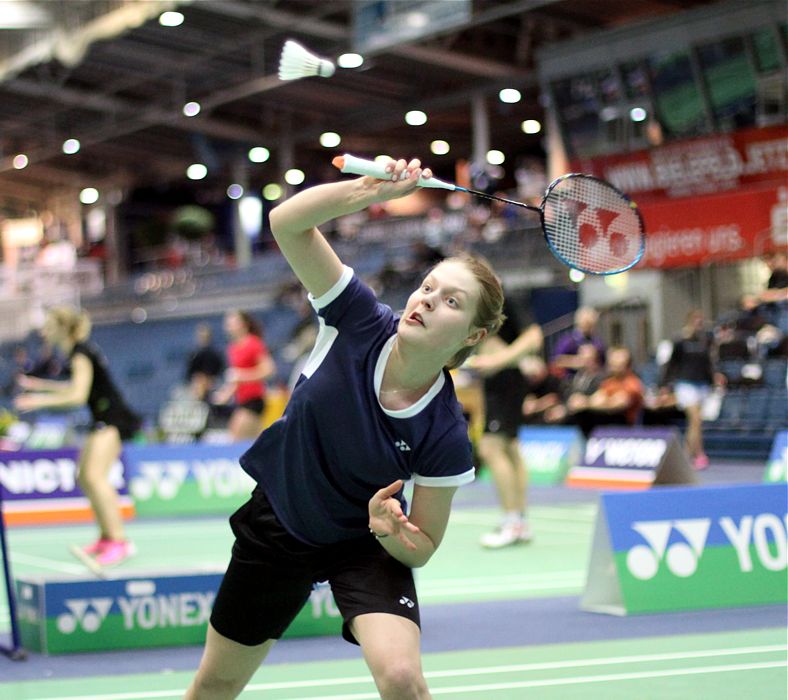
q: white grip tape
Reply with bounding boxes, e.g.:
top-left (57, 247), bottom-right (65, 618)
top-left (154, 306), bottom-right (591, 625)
top-left (338, 154), bottom-right (455, 191)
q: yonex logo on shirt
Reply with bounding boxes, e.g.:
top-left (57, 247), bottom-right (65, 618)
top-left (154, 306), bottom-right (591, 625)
top-left (399, 596), bottom-right (415, 608)
top-left (395, 440), bottom-right (411, 452)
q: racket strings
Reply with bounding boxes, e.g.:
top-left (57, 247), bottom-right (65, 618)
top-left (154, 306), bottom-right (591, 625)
top-left (542, 176), bottom-right (644, 274)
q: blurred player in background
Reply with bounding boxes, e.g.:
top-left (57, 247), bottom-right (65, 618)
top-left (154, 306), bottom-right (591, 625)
top-left (14, 307), bottom-right (140, 568)
top-left (213, 310), bottom-right (276, 441)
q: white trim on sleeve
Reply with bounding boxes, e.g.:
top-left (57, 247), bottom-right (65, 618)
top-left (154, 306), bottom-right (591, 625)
top-left (308, 265), bottom-right (354, 311)
top-left (413, 468), bottom-right (475, 487)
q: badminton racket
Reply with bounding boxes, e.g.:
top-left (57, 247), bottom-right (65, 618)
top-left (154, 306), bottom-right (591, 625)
top-left (332, 154), bottom-right (645, 275)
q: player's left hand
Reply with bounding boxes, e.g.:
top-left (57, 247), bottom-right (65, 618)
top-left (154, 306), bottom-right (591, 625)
top-left (369, 479), bottom-right (421, 550)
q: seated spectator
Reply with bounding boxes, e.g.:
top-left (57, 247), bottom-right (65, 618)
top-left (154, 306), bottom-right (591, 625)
top-left (520, 357), bottom-right (563, 425)
top-left (551, 307), bottom-right (606, 375)
top-left (567, 346), bottom-right (644, 437)
top-left (544, 343), bottom-right (604, 425)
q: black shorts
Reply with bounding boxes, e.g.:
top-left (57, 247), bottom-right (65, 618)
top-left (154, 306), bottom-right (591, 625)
top-left (237, 397), bottom-right (265, 415)
top-left (210, 487), bottom-right (419, 647)
top-left (484, 392), bottom-right (523, 439)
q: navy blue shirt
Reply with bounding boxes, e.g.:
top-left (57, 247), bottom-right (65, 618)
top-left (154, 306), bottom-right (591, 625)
top-left (239, 267), bottom-right (475, 545)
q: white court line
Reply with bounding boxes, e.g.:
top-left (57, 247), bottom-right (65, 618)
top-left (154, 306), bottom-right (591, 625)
top-left (287, 662), bottom-right (788, 699)
top-left (10, 552), bottom-right (89, 574)
top-left (25, 645), bottom-right (787, 700)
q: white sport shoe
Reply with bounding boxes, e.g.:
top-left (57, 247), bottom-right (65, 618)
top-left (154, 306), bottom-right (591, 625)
top-left (480, 522), bottom-right (533, 549)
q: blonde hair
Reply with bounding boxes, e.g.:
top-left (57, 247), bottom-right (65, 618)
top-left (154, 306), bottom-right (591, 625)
top-left (47, 306), bottom-right (92, 343)
top-left (441, 252), bottom-right (506, 369)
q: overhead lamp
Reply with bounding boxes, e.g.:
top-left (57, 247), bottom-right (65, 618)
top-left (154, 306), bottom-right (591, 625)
top-left (499, 88), bottom-right (521, 104)
top-left (13, 154), bottom-right (29, 169)
top-left (227, 184), bottom-right (244, 200)
top-left (319, 132), bottom-right (341, 148)
top-left (630, 107), bottom-right (647, 122)
top-left (338, 53), bottom-right (363, 69)
top-left (521, 119), bottom-right (541, 134)
top-left (486, 150), bottom-right (505, 165)
top-left (159, 11), bottom-right (184, 27)
top-left (183, 102), bottom-right (201, 117)
top-left (405, 110), bottom-right (427, 126)
top-left (62, 138), bottom-right (81, 154)
top-left (248, 147), bottom-right (270, 163)
top-left (80, 188), bottom-right (99, 204)
top-left (186, 163), bottom-right (208, 180)
top-left (284, 169), bottom-right (305, 185)
top-left (263, 183), bottom-right (283, 201)
top-left (430, 140), bottom-right (450, 155)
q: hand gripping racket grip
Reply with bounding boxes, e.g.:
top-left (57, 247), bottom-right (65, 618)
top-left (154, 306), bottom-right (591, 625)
top-left (332, 154), bottom-right (455, 191)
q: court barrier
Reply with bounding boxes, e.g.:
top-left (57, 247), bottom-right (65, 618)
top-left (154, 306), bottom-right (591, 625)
top-left (764, 430), bottom-right (787, 483)
top-left (566, 426), bottom-right (697, 490)
top-left (15, 571), bottom-right (341, 654)
top-left (0, 447), bottom-right (135, 526)
top-left (517, 426), bottom-right (584, 485)
top-left (122, 442), bottom-right (255, 517)
top-left (0, 442), bottom-right (259, 526)
top-left (581, 483), bottom-right (788, 616)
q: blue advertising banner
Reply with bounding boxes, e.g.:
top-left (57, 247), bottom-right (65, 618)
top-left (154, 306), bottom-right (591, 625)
top-left (0, 448), bottom-right (133, 525)
top-left (123, 442), bottom-right (254, 516)
top-left (764, 431), bottom-right (787, 483)
top-left (566, 427), bottom-right (695, 489)
top-left (517, 426), bottom-right (584, 485)
top-left (581, 483), bottom-right (788, 615)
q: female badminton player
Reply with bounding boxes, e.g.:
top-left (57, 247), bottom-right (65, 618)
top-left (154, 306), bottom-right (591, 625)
top-left (185, 157), bottom-right (505, 700)
top-left (14, 307), bottom-right (140, 568)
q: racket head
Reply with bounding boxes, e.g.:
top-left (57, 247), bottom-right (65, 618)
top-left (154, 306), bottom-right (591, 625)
top-left (539, 173), bottom-right (645, 275)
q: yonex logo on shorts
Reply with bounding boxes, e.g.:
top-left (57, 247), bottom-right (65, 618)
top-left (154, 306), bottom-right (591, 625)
top-left (57, 597), bottom-right (113, 634)
top-left (626, 519), bottom-right (711, 580)
top-left (395, 440), bottom-right (411, 452)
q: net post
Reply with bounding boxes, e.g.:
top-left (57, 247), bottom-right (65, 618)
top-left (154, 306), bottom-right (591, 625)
top-left (0, 487), bottom-right (26, 660)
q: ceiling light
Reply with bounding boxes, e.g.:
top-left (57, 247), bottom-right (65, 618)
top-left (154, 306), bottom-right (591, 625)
top-left (227, 184), bottom-right (244, 200)
top-left (79, 188), bottom-right (99, 204)
top-left (263, 183), bottom-right (283, 201)
top-left (405, 110), bottom-right (427, 126)
top-left (183, 101), bottom-right (201, 117)
top-left (499, 88), bottom-right (521, 104)
top-left (338, 53), bottom-right (363, 69)
top-left (521, 119), bottom-right (541, 134)
top-left (486, 150), bottom-right (505, 165)
top-left (13, 154), bottom-right (29, 169)
top-left (319, 132), bottom-right (341, 148)
top-left (284, 169), bottom-right (305, 185)
top-left (430, 140), bottom-right (450, 155)
top-left (186, 163), bottom-right (207, 180)
top-left (248, 147), bottom-right (270, 163)
top-left (62, 138), bottom-right (80, 154)
top-left (159, 11), bottom-right (184, 27)
top-left (630, 107), bottom-right (647, 122)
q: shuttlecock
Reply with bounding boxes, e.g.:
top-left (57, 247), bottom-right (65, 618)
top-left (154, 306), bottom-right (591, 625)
top-left (278, 40), bottom-right (335, 80)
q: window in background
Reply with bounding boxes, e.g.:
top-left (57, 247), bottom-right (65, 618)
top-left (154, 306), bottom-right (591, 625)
top-left (649, 50), bottom-right (707, 137)
top-left (698, 37), bottom-right (757, 130)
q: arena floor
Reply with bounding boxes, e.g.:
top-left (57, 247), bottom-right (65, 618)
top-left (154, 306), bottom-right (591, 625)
top-left (1, 460), bottom-right (785, 699)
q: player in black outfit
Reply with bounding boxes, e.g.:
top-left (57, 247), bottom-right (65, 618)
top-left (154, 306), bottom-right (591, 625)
top-left (15, 307), bottom-right (140, 568)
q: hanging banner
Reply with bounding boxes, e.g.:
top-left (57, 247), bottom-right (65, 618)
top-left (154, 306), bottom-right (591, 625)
top-left (572, 124), bottom-right (787, 200)
top-left (636, 184), bottom-right (785, 268)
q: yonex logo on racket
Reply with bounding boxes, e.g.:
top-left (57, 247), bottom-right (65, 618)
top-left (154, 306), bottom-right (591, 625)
top-left (626, 519), bottom-right (711, 580)
top-left (57, 597), bottom-right (113, 634)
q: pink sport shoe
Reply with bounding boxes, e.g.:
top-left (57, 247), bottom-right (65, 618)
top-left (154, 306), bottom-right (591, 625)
top-left (693, 453), bottom-right (710, 470)
top-left (95, 540), bottom-right (136, 567)
top-left (82, 538), bottom-right (111, 556)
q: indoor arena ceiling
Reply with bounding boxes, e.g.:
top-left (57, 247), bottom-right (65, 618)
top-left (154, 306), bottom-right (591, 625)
top-left (0, 0), bottom-right (719, 209)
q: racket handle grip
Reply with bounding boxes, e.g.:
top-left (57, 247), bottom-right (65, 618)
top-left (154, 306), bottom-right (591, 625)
top-left (332, 154), bottom-right (455, 191)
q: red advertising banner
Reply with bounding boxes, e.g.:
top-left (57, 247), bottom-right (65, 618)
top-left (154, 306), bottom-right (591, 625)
top-left (572, 125), bottom-right (787, 201)
top-left (637, 184), bottom-right (786, 269)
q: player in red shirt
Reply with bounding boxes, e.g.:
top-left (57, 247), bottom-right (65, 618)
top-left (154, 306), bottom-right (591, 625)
top-left (214, 310), bottom-right (276, 441)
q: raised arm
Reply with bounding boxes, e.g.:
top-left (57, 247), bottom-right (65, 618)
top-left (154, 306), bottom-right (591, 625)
top-left (268, 158), bottom-right (431, 298)
top-left (14, 354), bottom-right (92, 412)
